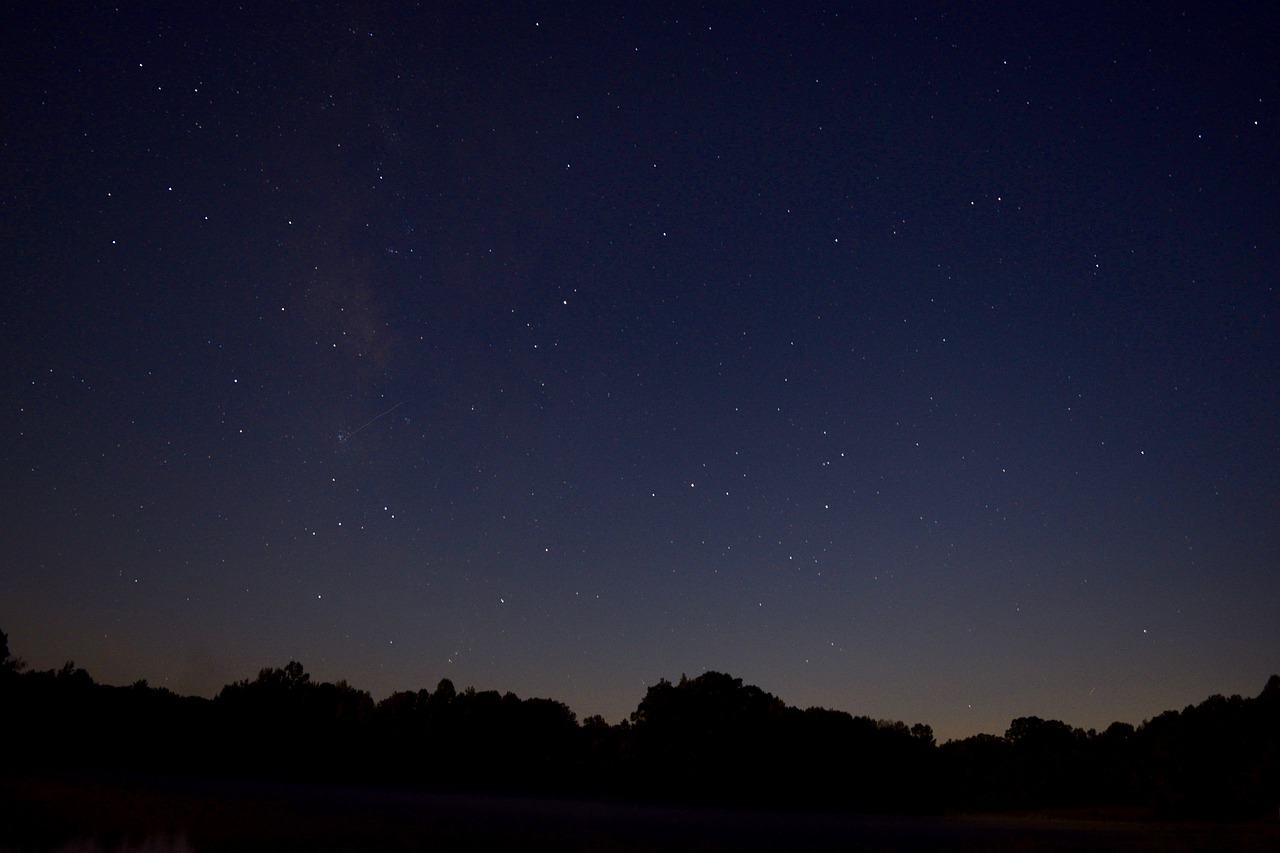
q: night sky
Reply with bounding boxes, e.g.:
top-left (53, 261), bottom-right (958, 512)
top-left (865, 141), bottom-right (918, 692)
top-left (2, 3), bottom-right (1277, 742)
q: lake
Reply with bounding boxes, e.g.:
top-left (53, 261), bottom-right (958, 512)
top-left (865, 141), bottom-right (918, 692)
top-left (3, 772), bottom-right (1276, 852)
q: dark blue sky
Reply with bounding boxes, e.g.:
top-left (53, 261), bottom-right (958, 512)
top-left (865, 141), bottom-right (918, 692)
top-left (2, 2), bottom-right (1277, 740)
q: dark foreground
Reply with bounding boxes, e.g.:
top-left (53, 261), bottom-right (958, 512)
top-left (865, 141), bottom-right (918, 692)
top-left (2, 773), bottom-right (1277, 853)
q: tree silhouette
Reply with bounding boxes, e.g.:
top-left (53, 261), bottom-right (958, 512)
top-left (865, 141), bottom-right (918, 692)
top-left (1, 626), bottom-right (1276, 818)
top-left (0, 628), bottom-right (24, 676)
top-left (1002, 716), bottom-right (1089, 807)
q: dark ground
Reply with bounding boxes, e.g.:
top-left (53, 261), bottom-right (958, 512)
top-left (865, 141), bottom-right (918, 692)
top-left (2, 772), bottom-right (1277, 853)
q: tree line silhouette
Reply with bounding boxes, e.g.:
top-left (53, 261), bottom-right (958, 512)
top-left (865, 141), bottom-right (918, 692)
top-left (2, 629), bottom-right (1276, 819)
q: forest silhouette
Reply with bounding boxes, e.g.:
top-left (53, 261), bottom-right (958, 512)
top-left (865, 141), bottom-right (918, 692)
top-left (1, 628), bottom-right (1276, 821)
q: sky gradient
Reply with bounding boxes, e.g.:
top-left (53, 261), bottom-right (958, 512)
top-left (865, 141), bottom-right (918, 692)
top-left (2, 2), bottom-right (1277, 742)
